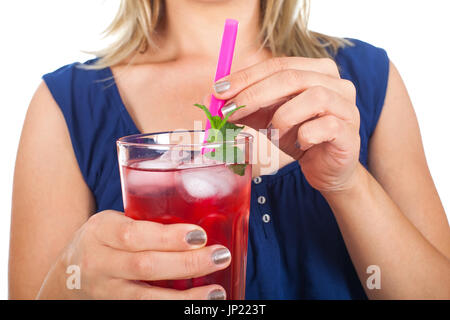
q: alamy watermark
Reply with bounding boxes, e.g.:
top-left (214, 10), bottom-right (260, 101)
top-left (366, 265), bottom-right (381, 290)
top-left (66, 265), bottom-right (81, 290)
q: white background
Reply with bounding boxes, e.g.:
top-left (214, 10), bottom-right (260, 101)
top-left (0, 0), bottom-right (449, 300)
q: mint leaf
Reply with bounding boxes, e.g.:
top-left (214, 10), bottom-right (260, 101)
top-left (195, 104), bottom-right (248, 176)
top-left (211, 116), bottom-right (223, 129)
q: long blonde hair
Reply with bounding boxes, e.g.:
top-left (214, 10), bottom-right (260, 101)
top-left (92, 0), bottom-right (350, 68)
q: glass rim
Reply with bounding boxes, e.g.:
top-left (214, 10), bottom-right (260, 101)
top-left (116, 130), bottom-right (253, 149)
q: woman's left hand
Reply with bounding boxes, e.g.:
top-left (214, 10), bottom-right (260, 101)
top-left (212, 57), bottom-right (361, 193)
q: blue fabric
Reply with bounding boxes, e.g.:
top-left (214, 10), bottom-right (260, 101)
top-left (42, 39), bottom-right (389, 300)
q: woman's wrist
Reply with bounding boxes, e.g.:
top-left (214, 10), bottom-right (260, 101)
top-left (320, 163), bottom-right (370, 202)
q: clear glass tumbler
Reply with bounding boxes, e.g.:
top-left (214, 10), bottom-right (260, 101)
top-left (117, 130), bottom-right (253, 299)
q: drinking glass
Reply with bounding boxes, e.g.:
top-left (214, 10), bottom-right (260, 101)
top-left (117, 130), bottom-right (253, 299)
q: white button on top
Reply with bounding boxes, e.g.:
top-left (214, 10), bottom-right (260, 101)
top-left (262, 214), bottom-right (271, 223)
top-left (253, 177), bottom-right (262, 184)
top-left (257, 196), bottom-right (266, 204)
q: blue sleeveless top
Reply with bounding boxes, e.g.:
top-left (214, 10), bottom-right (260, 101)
top-left (43, 39), bottom-right (389, 300)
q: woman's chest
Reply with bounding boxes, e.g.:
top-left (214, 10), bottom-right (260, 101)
top-left (112, 60), bottom-right (226, 133)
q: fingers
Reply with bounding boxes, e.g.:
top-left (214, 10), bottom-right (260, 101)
top-left (104, 244), bottom-right (231, 281)
top-left (296, 115), bottom-right (357, 152)
top-left (116, 280), bottom-right (226, 300)
top-left (213, 57), bottom-right (340, 99)
top-left (88, 211), bottom-right (207, 252)
top-left (271, 86), bottom-right (360, 137)
top-left (218, 70), bottom-right (356, 121)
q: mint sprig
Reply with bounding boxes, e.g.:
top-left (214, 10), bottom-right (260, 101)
top-left (194, 104), bottom-right (248, 176)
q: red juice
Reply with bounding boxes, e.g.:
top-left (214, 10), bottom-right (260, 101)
top-left (120, 160), bottom-right (252, 299)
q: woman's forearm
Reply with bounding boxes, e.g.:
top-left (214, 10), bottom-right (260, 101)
top-left (322, 163), bottom-right (450, 299)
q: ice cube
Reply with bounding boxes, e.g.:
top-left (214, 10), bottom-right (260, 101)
top-left (126, 159), bottom-right (176, 194)
top-left (130, 149), bottom-right (191, 171)
top-left (178, 165), bottom-right (235, 199)
top-left (127, 168), bottom-right (155, 189)
top-left (133, 159), bottom-right (178, 170)
top-left (159, 149), bottom-right (192, 165)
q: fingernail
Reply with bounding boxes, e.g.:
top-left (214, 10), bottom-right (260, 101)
top-left (208, 289), bottom-right (226, 300)
top-left (185, 230), bottom-right (207, 245)
top-left (212, 247), bottom-right (231, 265)
top-left (213, 80), bottom-right (231, 93)
top-left (295, 141), bottom-right (301, 149)
top-left (221, 102), bottom-right (237, 116)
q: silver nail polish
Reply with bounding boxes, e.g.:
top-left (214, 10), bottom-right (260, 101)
top-left (221, 102), bottom-right (237, 116)
top-left (213, 80), bottom-right (231, 93)
top-left (212, 248), bottom-right (231, 265)
top-left (208, 289), bottom-right (226, 300)
top-left (185, 230), bottom-right (207, 245)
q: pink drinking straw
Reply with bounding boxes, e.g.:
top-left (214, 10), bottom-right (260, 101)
top-left (203, 19), bottom-right (239, 150)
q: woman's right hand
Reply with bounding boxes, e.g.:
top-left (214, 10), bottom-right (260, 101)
top-left (36, 210), bottom-right (230, 300)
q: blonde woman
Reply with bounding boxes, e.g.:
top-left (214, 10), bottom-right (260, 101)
top-left (9, 0), bottom-right (450, 300)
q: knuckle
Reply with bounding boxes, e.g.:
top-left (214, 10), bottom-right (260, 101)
top-left (320, 57), bottom-right (339, 75)
top-left (118, 221), bottom-right (135, 248)
top-left (310, 86), bottom-right (331, 104)
top-left (183, 251), bottom-right (202, 275)
top-left (341, 79), bottom-right (357, 100)
top-left (269, 57), bottom-right (289, 72)
top-left (237, 69), bottom-right (251, 86)
top-left (131, 253), bottom-right (153, 278)
top-left (327, 116), bottom-right (341, 132)
top-left (157, 224), bottom-right (170, 248)
top-left (85, 210), bottom-right (117, 237)
top-left (83, 214), bottom-right (104, 242)
top-left (86, 213), bottom-right (102, 230)
top-left (283, 69), bottom-right (302, 83)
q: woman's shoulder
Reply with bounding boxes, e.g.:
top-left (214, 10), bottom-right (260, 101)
top-left (42, 58), bottom-right (108, 90)
top-left (334, 38), bottom-right (390, 79)
top-left (336, 38), bottom-right (388, 57)
top-left (333, 39), bottom-right (390, 98)
top-left (42, 58), bottom-right (116, 115)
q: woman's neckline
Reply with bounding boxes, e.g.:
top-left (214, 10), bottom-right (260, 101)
top-left (102, 65), bottom-right (142, 135)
